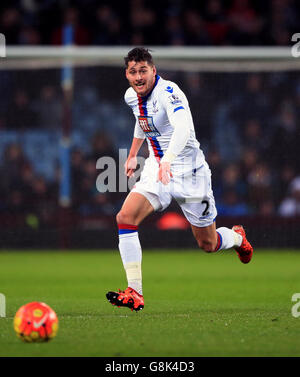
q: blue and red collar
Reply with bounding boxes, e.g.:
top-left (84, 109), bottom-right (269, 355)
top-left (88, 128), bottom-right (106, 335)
top-left (137, 75), bottom-right (160, 116)
top-left (139, 74), bottom-right (160, 102)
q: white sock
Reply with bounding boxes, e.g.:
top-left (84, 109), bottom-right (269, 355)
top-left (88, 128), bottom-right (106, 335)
top-left (216, 227), bottom-right (242, 251)
top-left (118, 225), bottom-right (143, 295)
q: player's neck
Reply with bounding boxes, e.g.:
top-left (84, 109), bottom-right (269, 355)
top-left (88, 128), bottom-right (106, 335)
top-left (140, 75), bottom-right (159, 98)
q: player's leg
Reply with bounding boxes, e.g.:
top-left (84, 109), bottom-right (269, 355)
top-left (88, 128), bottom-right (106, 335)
top-left (190, 221), bottom-right (218, 252)
top-left (191, 222), bottom-right (241, 253)
top-left (106, 191), bottom-right (155, 311)
top-left (116, 191), bottom-right (155, 226)
top-left (191, 222), bottom-right (253, 263)
top-left (177, 163), bottom-right (253, 262)
top-left (117, 191), bottom-right (154, 296)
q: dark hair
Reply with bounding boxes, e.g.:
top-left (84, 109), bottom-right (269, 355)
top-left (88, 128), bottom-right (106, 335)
top-left (124, 47), bottom-right (154, 68)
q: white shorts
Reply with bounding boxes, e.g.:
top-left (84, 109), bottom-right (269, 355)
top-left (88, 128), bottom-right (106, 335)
top-left (131, 158), bottom-right (217, 228)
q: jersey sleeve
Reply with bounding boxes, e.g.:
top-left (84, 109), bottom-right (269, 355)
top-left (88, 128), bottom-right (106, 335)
top-left (133, 116), bottom-right (146, 139)
top-left (159, 83), bottom-right (188, 120)
top-left (159, 83), bottom-right (192, 163)
top-left (124, 87), bottom-right (132, 105)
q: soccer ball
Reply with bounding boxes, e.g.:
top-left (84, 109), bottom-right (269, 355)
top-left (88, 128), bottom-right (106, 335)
top-left (13, 302), bottom-right (58, 342)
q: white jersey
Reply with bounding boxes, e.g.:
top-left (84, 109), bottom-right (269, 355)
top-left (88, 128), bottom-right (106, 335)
top-left (124, 75), bottom-right (205, 175)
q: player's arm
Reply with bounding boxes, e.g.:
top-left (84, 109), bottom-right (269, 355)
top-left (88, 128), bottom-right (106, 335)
top-left (125, 137), bottom-right (145, 177)
top-left (125, 119), bottom-right (145, 177)
top-left (161, 108), bottom-right (191, 162)
top-left (158, 93), bottom-right (191, 184)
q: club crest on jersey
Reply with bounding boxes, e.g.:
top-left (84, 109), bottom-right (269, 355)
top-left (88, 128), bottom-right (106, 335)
top-left (152, 100), bottom-right (159, 113)
top-left (138, 116), bottom-right (161, 137)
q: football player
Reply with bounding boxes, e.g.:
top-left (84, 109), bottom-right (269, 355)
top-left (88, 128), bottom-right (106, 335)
top-left (106, 47), bottom-right (253, 312)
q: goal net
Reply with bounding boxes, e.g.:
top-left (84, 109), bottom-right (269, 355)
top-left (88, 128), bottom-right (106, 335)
top-left (1, 46), bottom-right (299, 248)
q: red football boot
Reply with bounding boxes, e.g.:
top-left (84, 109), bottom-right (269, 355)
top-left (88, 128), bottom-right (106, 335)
top-left (106, 287), bottom-right (144, 312)
top-left (232, 225), bottom-right (253, 264)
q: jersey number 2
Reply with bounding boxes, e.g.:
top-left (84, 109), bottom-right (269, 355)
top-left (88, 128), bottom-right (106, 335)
top-left (201, 200), bottom-right (209, 216)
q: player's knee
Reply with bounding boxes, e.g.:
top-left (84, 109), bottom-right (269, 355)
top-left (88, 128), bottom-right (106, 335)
top-left (116, 210), bottom-right (136, 226)
top-left (197, 238), bottom-right (217, 253)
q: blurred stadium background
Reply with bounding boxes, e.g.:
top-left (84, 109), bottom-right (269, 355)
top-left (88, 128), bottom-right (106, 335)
top-left (0, 0), bottom-right (300, 250)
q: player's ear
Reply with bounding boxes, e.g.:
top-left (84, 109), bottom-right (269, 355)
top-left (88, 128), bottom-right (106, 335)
top-left (153, 65), bottom-right (157, 75)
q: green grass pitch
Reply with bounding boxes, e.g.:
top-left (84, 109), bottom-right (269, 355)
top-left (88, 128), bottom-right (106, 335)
top-left (0, 249), bottom-right (300, 357)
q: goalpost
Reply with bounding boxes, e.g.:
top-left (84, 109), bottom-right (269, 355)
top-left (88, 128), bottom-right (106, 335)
top-left (1, 46), bottom-right (299, 248)
top-left (4, 45), bottom-right (298, 71)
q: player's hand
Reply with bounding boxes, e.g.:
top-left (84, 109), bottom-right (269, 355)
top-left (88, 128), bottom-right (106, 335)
top-left (157, 161), bottom-right (173, 185)
top-left (124, 156), bottom-right (137, 178)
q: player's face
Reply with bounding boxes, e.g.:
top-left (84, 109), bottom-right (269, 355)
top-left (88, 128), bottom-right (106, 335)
top-left (126, 61), bottom-right (157, 96)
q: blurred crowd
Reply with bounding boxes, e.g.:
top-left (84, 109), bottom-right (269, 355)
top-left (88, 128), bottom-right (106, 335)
top-left (0, 66), bottom-right (300, 229)
top-left (0, 0), bottom-right (300, 229)
top-left (0, 0), bottom-right (299, 46)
